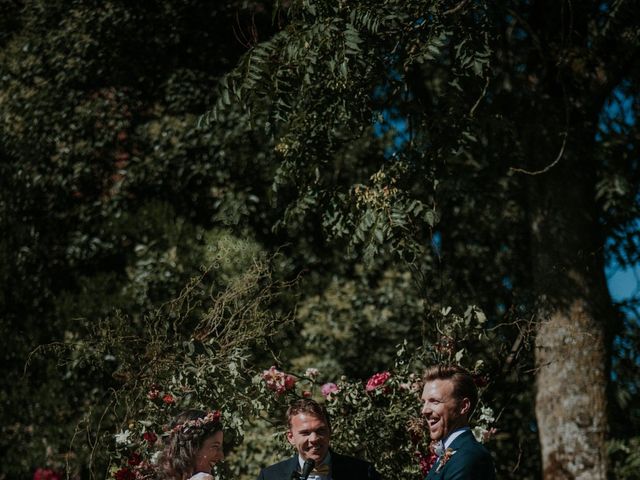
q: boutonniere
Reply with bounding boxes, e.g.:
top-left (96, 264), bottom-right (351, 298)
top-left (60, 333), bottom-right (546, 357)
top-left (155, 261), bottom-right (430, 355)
top-left (435, 448), bottom-right (456, 473)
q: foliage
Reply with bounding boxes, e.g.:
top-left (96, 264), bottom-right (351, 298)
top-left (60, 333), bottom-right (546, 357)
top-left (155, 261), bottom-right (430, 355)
top-left (203, 0), bottom-right (639, 476)
top-left (608, 436), bottom-right (640, 480)
top-left (0, 1), bottom-right (278, 477)
top-left (84, 298), bottom-right (498, 480)
top-left (1, 0), bottom-right (639, 479)
top-left (55, 237), bottom-right (292, 478)
top-left (293, 266), bottom-right (426, 379)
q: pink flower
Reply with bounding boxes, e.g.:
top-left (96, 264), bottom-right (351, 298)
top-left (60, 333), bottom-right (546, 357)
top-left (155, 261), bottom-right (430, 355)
top-left (302, 390), bottom-right (312, 398)
top-left (262, 366), bottom-right (297, 395)
top-left (33, 469), bottom-right (62, 480)
top-left (365, 371), bottom-right (391, 392)
top-left (321, 382), bottom-right (339, 397)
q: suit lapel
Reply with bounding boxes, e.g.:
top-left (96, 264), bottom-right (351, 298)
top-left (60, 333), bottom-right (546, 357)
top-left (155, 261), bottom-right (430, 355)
top-left (426, 459), bottom-right (440, 480)
top-left (330, 451), bottom-right (343, 478)
top-left (285, 455), bottom-right (300, 478)
top-left (426, 430), bottom-right (474, 479)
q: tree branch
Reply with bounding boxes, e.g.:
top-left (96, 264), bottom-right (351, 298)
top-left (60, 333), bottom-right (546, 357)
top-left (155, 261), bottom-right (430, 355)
top-left (510, 131), bottom-right (568, 175)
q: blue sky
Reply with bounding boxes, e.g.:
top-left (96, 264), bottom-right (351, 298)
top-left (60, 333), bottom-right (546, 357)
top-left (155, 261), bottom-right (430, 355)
top-left (607, 263), bottom-right (640, 302)
top-left (600, 82), bottom-right (639, 305)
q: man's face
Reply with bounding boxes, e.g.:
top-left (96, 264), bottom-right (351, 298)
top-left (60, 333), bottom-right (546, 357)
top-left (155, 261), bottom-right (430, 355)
top-left (194, 430), bottom-right (224, 474)
top-left (421, 379), bottom-right (470, 441)
top-left (286, 412), bottom-right (331, 464)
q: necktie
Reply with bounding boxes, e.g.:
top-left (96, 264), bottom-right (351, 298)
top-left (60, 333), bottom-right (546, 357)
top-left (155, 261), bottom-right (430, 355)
top-left (434, 440), bottom-right (445, 457)
top-left (312, 464), bottom-right (331, 476)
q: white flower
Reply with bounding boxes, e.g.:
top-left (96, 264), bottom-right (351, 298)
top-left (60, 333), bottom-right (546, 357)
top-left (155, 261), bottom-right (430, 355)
top-left (478, 406), bottom-right (495, 423)
top-left (150, 450), bottom-right (162, 465)
top-left (115, 429), bottom-right (132, 445)
top-left (305, 368), bottom-right (320, 379)
top-left (472, 426), bottom-right (487, 442)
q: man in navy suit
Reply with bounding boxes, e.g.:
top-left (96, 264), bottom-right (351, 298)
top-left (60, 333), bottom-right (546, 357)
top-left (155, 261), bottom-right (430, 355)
top-left (256, 398), bottom-right (381, 480)
top-left (421, 365), bottom-right (495, 480)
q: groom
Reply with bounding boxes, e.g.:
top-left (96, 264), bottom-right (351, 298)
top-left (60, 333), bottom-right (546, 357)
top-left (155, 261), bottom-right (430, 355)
top-left (421, 365), bottom-right (495, 479)
top-left (256, 398), bottom-right (380, 480)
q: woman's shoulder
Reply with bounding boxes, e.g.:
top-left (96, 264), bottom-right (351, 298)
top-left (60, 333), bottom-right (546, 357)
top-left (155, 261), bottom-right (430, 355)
top-left (188, 473), bottom-right (214, 480)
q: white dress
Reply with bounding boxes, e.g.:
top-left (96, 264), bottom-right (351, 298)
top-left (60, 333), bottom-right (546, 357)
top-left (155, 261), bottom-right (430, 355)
top-left (188, 473), bottom-right (214, 480)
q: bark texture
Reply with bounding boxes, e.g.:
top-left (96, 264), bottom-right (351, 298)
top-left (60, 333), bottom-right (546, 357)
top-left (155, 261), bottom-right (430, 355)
top-left (535, 301), bottom-right (608, 479)
top-left (531, 131), bottom-right (610, 479)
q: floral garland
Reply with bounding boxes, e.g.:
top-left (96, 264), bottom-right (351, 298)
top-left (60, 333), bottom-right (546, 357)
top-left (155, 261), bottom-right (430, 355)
top-left (171, 410), bottom-right (222, 435)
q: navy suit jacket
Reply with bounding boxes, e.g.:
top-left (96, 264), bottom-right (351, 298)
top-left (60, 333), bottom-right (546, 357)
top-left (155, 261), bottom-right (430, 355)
top-left (425, 430), bottom-right (495, 480)
top-left (256, 451), bottom-right (381, 480)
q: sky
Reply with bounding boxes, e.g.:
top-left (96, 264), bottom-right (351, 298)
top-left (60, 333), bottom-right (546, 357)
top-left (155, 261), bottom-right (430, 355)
top-left (607, 263), bottom-right (640, 302)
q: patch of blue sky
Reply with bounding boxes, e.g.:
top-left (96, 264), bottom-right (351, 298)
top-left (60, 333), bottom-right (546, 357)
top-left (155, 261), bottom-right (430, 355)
top-left (607, 262), bottom-right (640, 303)
top-left (431, 231), bottom-right (442, 256)
top-left (598, 81), bottom-right (639, 307)
top-left (596, 80), bottom-right (635, 140)
top-left (372, 107), bottom-right (411, 157)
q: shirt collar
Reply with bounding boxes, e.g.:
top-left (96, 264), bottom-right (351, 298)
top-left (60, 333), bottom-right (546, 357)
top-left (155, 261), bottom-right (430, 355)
top-left (297, 452), bottom-right (332, 470)
top-left (443, 427), bottom-right (470, 449)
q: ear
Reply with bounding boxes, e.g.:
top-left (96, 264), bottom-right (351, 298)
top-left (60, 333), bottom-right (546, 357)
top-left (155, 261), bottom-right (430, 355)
top-left (459, 397), bottom-right (471, 417)
top-left (286, 430), bottom-right (295, 446)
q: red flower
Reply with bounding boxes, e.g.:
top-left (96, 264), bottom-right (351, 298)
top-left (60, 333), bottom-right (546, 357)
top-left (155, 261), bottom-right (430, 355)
top-left (33, 469), bottom-right (62, 480)
top-left (162, 393), bottom-right (175, 404)
top-left (365, 371), bottom-right (391, 392)
top-left (143, 431), bottom-right (157, 444)
top-left (418, 451), bottom-right (438, 476)
top-left (114, 467), bottom-right (135, 480)
top-left (128, 452), bottom-right (142, 466)
top-left (284, 374), bottom-right (296, 391)
top-left (302, 390), bottom-right (312, 398)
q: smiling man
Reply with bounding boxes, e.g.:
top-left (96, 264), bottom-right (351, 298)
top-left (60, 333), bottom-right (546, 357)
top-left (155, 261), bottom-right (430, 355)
top-left (421, 365), bottom-right (495, 480)
top-left (256, 399), bottom-right (380, 480)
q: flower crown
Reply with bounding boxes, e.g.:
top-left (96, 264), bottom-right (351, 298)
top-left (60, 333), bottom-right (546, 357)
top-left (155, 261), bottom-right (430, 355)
top-left (171, 410), bottom-right (222, 435)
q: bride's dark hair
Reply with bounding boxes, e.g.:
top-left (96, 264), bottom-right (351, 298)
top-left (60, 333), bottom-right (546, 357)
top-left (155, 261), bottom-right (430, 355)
top-left (156, 409), bottom-right (222, 480)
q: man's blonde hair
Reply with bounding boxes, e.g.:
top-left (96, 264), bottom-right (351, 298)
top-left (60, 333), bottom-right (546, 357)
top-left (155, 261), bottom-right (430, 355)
top-left (423, 364), bottom-right (478, 414)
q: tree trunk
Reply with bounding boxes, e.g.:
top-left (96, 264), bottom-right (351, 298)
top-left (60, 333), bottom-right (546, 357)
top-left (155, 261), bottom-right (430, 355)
top-left (535, 301), bottom-right (608, 479)
top-left (530, 132), bottom-right (610, 479)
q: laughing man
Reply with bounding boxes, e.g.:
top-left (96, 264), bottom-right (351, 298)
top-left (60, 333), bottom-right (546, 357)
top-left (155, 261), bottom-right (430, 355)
top-left (421, 365), bottom-right (495, 480)
top-left (256, 398), bottom-right (381, 480)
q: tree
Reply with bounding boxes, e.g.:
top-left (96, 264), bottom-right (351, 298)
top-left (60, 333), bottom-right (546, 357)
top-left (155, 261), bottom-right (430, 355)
top-left (206, 1), bottom-right (640, 478)
top-left (2, 0), bottom-right (639, 478)
top-left (0, 1), bottom-right (281, 476)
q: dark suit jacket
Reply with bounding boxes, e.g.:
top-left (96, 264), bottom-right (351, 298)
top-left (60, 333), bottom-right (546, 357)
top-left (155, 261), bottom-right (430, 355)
top-left (256, 451), bottom-right (381, 480)
top-left (425, 430), bottom-right (495, 480)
